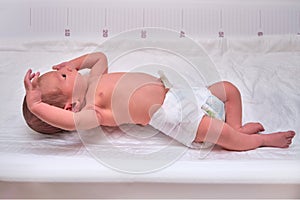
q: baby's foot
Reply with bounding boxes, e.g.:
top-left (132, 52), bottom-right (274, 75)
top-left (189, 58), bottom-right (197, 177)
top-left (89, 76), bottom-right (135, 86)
top-left (261, 131), bottom-right (296, 148)
top-left (239, 122), bottom-right (265, 134)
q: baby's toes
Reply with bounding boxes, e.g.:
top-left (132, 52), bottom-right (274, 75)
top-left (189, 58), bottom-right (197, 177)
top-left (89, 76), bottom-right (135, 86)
top-left (286, 131), bottom-right (296, 138)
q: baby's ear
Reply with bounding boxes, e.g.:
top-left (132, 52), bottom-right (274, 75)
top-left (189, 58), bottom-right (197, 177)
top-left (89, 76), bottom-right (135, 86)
top-left (64, 102), bottom-right (73, 111)
top-left (64, 100), bottom-right (81, 112)
top-left (72, 100), bottom-right (81, 112)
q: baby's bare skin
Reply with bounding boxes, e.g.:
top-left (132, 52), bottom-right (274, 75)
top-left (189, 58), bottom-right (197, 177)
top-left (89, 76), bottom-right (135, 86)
top-left (86, 72), bottom-right (168, 126)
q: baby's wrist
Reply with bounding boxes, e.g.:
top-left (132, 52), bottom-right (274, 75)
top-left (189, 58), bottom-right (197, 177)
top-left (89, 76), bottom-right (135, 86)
top-left (28, 101), bottom-right (42, 113)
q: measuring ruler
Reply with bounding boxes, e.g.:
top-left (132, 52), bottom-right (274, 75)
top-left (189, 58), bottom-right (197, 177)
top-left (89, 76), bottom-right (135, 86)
top-left (1, 0), bottom-right (300, 38)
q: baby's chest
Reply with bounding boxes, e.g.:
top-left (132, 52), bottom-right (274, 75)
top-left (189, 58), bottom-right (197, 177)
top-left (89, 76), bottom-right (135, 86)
top-left (85, 80), bottom-right (112, 110)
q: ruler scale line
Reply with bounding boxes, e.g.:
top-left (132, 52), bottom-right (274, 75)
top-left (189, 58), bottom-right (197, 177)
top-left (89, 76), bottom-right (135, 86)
top-left (23, 4), bottom-right (300, 38)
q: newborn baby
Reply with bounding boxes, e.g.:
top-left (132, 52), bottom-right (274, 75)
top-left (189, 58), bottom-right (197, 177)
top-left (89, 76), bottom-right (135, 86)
top-left (23, 52), bottom-right (296, 151)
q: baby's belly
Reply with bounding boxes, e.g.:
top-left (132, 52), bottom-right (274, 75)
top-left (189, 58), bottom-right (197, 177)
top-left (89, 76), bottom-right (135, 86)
top-left (94, 73), bottom-right (168, 126)
top-left (128, 83), bottom-right (167, 125)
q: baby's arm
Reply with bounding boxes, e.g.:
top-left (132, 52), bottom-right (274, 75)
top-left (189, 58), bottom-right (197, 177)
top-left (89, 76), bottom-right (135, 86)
top-left (53, 52), bottom-right (108, 77)
top-left (24, 69), bottom-right (101, 131)
top-left (29, 103), bottom-right (100, 131)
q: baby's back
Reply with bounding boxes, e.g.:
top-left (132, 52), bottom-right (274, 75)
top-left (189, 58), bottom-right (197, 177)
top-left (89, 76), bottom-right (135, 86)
top-left (90, 72), bottom-right (168, 126)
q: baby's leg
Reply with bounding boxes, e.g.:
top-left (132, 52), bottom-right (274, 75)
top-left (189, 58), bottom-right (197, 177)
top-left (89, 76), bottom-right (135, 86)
top-left (208, 81), bottom-right (263, 134)
top-left (208, 81), bottom-right (242, 129)
top-left (194, 116), bottom-right (295, 151)
top-left (238, 122), bottom-right (265, 135)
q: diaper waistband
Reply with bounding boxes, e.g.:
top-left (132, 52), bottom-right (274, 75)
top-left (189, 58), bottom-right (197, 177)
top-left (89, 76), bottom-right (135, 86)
top-left (158, 70), bottom-right (173, 89)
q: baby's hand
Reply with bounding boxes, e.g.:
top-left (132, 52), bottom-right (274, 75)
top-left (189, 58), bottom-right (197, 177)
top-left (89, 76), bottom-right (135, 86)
top-left (52, 61), bottom-right (79, 71)
top-left (24, 69), bottom-right (42, 111)
top-left (52, 61), bottom-right (68, 70)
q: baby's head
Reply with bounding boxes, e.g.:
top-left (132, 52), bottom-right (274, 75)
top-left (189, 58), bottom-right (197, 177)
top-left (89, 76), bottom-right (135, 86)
top-left (23, 67), bottom-right (87, 134)
top-left (22, 89), bottom-right (68, 134)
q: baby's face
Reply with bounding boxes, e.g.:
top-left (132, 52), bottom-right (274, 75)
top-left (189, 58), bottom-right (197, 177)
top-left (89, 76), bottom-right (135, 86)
top-left (39, 67), bottom-right (87, 101)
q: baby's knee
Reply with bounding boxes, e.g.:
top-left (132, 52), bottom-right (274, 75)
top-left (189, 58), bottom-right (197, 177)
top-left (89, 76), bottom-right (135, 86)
top-left (224, 81), bottom-right (241, 99)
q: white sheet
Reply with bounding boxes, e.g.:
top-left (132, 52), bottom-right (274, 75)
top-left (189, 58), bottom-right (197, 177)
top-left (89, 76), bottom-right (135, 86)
top-left (0, 35), bottom-right (300, 198)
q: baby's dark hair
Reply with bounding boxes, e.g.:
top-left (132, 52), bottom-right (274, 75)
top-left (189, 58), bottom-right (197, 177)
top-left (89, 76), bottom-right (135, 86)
top-left (22, 75), bottom-right (69, 134)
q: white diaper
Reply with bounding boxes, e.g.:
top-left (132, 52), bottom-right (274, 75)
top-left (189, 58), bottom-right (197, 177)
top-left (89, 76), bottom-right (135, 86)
top-left (149, 72), bottom-right (225, 149)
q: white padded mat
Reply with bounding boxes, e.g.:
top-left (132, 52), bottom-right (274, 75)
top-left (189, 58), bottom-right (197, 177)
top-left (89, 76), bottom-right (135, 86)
top-left (0, 36), bottom-right (300, 183)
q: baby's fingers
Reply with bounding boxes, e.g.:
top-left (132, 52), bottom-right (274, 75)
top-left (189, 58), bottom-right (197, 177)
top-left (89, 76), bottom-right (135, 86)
top-left (52, 65), bottom-right (59, 70)
top-left (52, 62), bottom-right (67, 70)
top-left (29, 72), bottom-right (36, 80)
top-left (24, 69), bottom-right (40, 91)
top-left (24, 69), bottom-right (33, 90)
top-left (31, 72), bottom-right (40, 88)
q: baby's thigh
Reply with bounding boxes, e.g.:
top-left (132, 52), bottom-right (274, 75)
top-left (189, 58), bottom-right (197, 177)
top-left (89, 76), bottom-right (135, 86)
top-left (194, 115), bottom-right (225, 143)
